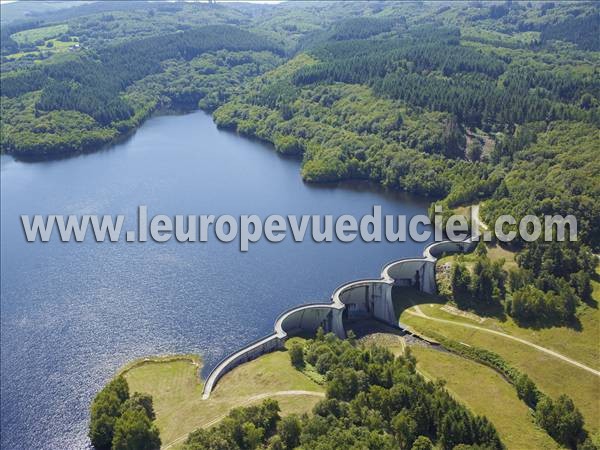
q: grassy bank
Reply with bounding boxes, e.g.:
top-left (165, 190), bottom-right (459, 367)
top-left (122, 347), bottom-right (323, 449)
top-left (411, 346), bottom-right (560, 450)
top-left (405, 312), bottom-right (599, 430)
top-left (432, 250), bottom-right (599, 370)
top-left (392, 272), bottom-right (600, 432)
top-left (355, 322), bottom-right (561, 449)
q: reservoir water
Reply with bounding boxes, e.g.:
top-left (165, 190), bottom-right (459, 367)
top-left (0, 111), bottom-right (431, 449)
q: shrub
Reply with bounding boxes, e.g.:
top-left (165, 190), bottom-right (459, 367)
top-left (289, 343), bottom-right (305, 369)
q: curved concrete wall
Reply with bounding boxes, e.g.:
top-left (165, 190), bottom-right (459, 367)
top-left (276, 303), bottom-right (345, 338)
top-left (202, 236), bottom-right (477, 399)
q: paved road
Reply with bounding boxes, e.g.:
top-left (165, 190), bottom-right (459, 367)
top-left (406, 306), bottom-right (600, 377)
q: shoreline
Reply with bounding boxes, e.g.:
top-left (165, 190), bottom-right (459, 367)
top-left (116, 354), bottom-right (203, 379)
top-left (1, 104), bottom-right (203, 163)
top-left (1, 105), bottom-right (441, 202)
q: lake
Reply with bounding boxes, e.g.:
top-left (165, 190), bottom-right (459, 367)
top-left (0, 111), bottom-right (431, 449)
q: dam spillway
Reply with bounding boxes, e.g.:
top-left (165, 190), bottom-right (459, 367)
top-left (201, 237), bottom-right (476, 399)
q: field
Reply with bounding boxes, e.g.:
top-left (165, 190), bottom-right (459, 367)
top-left (122, 345), bottom-right (324, 449)
top-left (397, 287), bottom-right (600, 371)
top-left (437, 242), bottom-right (518, 272)
top-left (427, 245), bottom-right (599, 369)
top-left (411, 346), bottom-right (560, 450)
top-left (11, 24), bottom-right (69, 44)
top-left (6, 38), bottom-right (77, 60)
top-left (355, 321), bottom-right (562, 449)
top-left (395, 280), bottom-right (600, 432)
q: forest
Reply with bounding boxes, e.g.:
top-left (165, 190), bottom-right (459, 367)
top-left (2, 24), bottom-right (281, 135)
top-left (447, 240), bottom-right (596, 325)
top-left (0, 2), bottom-right (598, 319)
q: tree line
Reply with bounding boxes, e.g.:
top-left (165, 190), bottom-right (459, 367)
top-left (447, 240), bottom-right (595, 326)
top-left (2, 25), bottom-right (283, 125)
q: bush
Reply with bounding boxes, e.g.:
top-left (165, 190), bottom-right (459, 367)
top-left (277, 415), bottom-right (302, 449)
top-left (515, 373), bottom-right (539, 408)
top-left (289, 343), bottom-right (305, 369)
top-left (121, 392), bottom-right (156, 421)
top-left (411, 436), bottom-right (434, 450)
top-left (274, 135), bottom-right (303, 156)
top-left (112, 408), bottom-right (161, 450)
top-left (536, 395), bottom-right (585, 449)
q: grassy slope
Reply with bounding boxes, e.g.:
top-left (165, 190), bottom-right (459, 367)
top-left (394, 265), bottom-right (600, 432)
top-left (123, 349), bottom-right (323, 449)
top-left (404, 312), bottom-right (599, 432)
top-left (11, 24), bottom-right (69, 44)
top-left (411, 346), bottom-right (560, 450)
top-left (433, 246), bottom-right (599, 369)
top-left (437, 242), bottom-right (518, 272)
top-left (360, 326), bottom-right (561, 448)
top-left (411, 300), bottom-right (600, 370)
top-left (411, 243), bottom-right (600, 431)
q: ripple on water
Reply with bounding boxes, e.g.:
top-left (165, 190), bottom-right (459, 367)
top-left (0, 111), bottom-right (431, 449)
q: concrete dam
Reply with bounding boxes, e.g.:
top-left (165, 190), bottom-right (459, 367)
top-left (201, 237), bottom-right (476, 399)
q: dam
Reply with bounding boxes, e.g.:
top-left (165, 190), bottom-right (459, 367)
top-left (202, 237), bottom-right (476, 399)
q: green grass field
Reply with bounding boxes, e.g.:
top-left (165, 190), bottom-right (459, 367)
top-left (6, 38), bottom-right (77, 60)
top-left (11, 24), bottom-right (69, 44)
top-left (393, 270), bottom-right (600, 433)
top-left (437, 242), bottom-right (518, 272)
top-left (122, 347), bottom-right (323, 449)
top-left (412, 346), bottom-right (560, 450)
top-left (409, 300), bottom-right (600, 370)
top-left (354, 321), bottom-right (561, 448)
top-left (427, 245), bottom-right (598, 368)
top-left (404, 312), bottom-right (599, 432)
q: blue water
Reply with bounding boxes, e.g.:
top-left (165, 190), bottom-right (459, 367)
top-left (0, 111), bottom-right (431, 449)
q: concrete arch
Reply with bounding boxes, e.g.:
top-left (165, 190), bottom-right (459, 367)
top-left (383, 258), bottom-right (436, 294)
top-left (202, 236), bottom-right (477, 399)
top-left (275, 303), bottom-right (345, 338)
top-left (333, 279), bottom-right (395, 325)
top-left (424, 239), bottom-right (475, 260)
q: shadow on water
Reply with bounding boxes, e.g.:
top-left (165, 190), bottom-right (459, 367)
top-left (307, 179), bottom-right (432, 209)
top-left (216, 126), bottom-right (431, 210)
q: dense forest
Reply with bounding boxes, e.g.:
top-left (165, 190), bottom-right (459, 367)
top-left (1, 23), bottom-right (283, 154)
